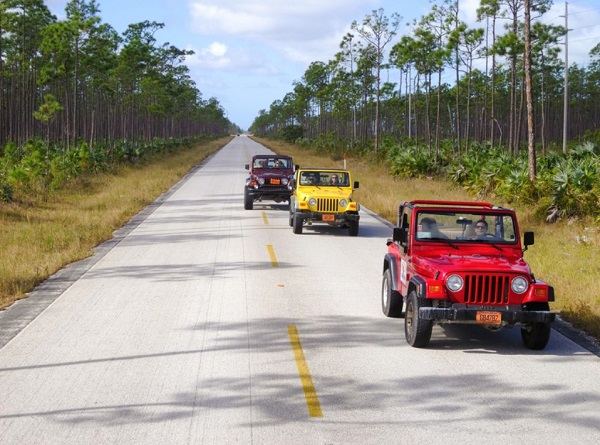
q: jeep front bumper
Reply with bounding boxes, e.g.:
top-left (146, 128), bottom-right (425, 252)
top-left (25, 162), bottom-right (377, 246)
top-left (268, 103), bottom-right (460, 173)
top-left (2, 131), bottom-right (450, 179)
top-left (246, 187), bottom-right (291, 201)
top-left (419, 307), bottom-right (556, 325)
top-left (296, 211), bottom-right (360, 223)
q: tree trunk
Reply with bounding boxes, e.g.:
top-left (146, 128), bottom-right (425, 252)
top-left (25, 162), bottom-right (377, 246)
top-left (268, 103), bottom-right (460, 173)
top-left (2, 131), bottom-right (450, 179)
top-left (524, 0), bottom-right (536, 181)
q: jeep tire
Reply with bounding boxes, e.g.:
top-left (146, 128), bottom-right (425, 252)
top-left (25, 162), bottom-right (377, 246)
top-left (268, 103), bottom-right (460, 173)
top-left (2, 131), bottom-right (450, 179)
top-left (382, 269), bottom-right (403, 318)
top-left (521, 303), bottom-right (552, 350)
top-left (405, 291), bottom-right (433, 347)
top-left (292, 213), bottom-right (303, 234)
top-left (348, 219), bottom-right (359, 236)
top-left (244, 189), bottom-right (253, 210)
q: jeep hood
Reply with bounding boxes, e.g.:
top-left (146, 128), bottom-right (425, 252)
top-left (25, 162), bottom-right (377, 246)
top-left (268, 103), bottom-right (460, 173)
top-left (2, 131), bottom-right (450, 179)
top-left (413, 252), bottom-right (530, 278)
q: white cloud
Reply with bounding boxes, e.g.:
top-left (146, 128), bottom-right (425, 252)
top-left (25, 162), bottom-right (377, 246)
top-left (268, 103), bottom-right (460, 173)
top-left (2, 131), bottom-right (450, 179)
top-left (206, 42), bottom-right (228, 58)
top-left (189, 4), bottom-right (275, 35)
top-left (184, 42), bottom-right (231, 69)
top-left (184, 41), bottom-right (282, 75)
top-left (187, 0), bottom-right (382, 65)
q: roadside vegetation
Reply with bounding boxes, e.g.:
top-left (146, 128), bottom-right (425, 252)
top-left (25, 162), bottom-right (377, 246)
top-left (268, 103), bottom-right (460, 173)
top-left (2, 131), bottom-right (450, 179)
top-left (0, 137), bottom-right (230, 310)
top-left (253, 136), bottom-right (600, 343)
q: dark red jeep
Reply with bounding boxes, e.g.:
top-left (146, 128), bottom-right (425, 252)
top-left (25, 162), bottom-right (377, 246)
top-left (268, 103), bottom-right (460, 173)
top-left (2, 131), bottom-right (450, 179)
top-left (382, 200), bottom-right (556, 350)
top-left (244, 155), bottom-right (295, 210)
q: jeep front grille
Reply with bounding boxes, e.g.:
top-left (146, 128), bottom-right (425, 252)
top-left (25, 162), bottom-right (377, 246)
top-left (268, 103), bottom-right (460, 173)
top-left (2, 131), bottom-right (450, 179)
top-left (463, 274), bottom-right (510, 304)
top-left (317, 198), bottom-right (339, 212)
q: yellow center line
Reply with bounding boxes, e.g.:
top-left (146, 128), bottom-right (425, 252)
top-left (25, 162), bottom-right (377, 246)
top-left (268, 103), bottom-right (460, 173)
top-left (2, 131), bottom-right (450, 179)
top-left (262, 211), bottom-right (269, 225)
top-left (266, 245), bottom-right (278, 267)
top-left (287, 325), bottom-right (323, 418)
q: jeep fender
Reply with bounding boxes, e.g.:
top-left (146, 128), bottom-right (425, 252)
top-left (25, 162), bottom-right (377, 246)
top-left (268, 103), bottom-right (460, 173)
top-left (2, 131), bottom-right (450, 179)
top-left (383, 255), bottom-right (426, 298)
top-left (383, 254), bottom-right (400, 293)
top-left (290, 196), bottom-right (300, 210)
top-left (408, 276), bottom-right (427, 299)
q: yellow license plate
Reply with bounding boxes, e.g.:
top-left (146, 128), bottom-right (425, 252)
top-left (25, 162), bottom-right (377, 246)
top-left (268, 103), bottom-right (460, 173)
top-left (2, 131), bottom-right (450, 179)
top-left (322, 214), bottom-right (335, 221)
top-left (270, 178), bottom-right (281, 185)
top-left (476, 311), bottom-right (502, 324)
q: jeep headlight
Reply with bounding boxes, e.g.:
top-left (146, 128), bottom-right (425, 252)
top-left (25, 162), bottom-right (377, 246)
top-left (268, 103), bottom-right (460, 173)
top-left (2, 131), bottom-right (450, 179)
top-left (511, 276), bottom-right (528, 294)
top-left (308, 198), bottom-right (317, 207)
top-left (339, 199), bottom-right (348, 207)
top-left (258, 178), bottom-right (265, 185)
top-left (446, 274), bottom-right (463, 292)
top-left (282, 178), bottom-right (289, 185)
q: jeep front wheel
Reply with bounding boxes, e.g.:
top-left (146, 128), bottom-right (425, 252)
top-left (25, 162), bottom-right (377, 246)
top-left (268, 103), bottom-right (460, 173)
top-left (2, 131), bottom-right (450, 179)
top-left (348, 220), bottom-right (359, 236)
top-left (244, 189), bottom-right (253, 210)
top-left (292, 213), bottom-right (303, 234)
top-left (382, 269), bottom-right (403, 318)
top-left (404, 291), bottom-right (433, 347)
top-left (521, 303), bottom-right (552, 350)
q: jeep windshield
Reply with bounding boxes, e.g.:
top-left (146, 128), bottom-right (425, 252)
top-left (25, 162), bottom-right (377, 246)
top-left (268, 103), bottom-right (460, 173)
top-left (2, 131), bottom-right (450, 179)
top-left (415, 211), bottom-right (518, 244)
top-left (253, 157), bottom-right (292, 169)
top-left (299, 171), bottom-right (349, 186)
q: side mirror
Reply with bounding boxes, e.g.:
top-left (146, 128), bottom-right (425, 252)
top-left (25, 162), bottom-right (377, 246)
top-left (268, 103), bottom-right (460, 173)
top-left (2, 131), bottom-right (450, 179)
top-left (523, 231), bottom-right (534, 247)
top-left (353, 181), bottom-right (359, 189)
top-left (245, 164), bottom-right (249, 170)
top-left (295, 164), bottom-right (300, 171)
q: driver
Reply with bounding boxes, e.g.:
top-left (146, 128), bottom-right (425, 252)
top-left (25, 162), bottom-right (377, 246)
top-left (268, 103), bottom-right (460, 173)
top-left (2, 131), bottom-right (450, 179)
top-left (474, 219), bottom-right (489, 238)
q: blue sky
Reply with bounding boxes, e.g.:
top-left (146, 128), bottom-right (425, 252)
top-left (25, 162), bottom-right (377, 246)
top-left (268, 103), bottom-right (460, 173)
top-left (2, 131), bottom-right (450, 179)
top-left (46, 0), bottom-right (600, 130)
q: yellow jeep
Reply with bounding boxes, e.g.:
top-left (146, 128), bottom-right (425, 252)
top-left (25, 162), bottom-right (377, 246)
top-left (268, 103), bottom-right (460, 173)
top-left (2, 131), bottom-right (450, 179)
top-left (289, 168), bottom-right (360, 236)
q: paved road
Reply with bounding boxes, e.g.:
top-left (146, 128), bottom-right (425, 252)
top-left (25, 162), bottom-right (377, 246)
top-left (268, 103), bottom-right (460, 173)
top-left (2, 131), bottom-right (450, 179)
top-left (1, 136), bottom-right (599, 444)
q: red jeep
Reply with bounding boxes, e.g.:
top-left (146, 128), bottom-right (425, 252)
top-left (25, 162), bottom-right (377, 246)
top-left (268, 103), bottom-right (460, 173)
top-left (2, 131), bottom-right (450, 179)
top-left (244, 155), bottom-right (295, 210)
top-left (382, 200), bottom-right (556, 350)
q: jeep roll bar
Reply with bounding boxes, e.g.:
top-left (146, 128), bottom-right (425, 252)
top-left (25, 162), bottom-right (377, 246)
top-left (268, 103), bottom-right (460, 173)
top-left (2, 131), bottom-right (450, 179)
top-left (407, 200), bottom-right (494, 208)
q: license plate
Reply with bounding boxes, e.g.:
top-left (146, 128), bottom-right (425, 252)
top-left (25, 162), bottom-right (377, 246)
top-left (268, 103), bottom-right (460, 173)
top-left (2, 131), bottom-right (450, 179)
top-left (270, 178), bottom-right (281, 185)
top-left (322, 214), bottom-right (335, 221)
top-left (476, 311), bottom-right (502, 324)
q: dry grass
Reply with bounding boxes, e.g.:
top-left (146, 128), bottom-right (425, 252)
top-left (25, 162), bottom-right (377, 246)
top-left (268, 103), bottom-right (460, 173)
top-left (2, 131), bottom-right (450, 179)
top-left (255, 137), bottom-right (600, 341)
top-left (0, 137), bottom-right (230, 310)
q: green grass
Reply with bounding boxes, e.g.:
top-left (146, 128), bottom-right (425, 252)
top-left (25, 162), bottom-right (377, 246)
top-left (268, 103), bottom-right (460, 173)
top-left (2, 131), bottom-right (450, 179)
top-left (254, 137), bottom-right (600, 342)
top-left (0, 137), bottom-right (231, 309)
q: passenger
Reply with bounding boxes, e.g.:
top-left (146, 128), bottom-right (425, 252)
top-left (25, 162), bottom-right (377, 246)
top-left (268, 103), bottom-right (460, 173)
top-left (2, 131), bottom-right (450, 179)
top-left (330, 174), bottom-right (340, 185)
top-left (420, 217), bottom-right (447, 239)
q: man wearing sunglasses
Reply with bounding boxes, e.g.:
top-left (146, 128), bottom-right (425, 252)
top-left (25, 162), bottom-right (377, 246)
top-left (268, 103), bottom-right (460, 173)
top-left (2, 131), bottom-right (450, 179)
top-left (474, 219), bottom-right (490, 238)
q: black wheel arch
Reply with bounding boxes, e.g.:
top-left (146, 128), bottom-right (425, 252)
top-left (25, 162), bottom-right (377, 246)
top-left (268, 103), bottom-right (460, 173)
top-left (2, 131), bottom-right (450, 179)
top-left (382, 256), bottom-right (429, 299)
top-left (408, 276), bottom-right (427, 299)
top-left (383, 254), bottom-right (400, 293)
